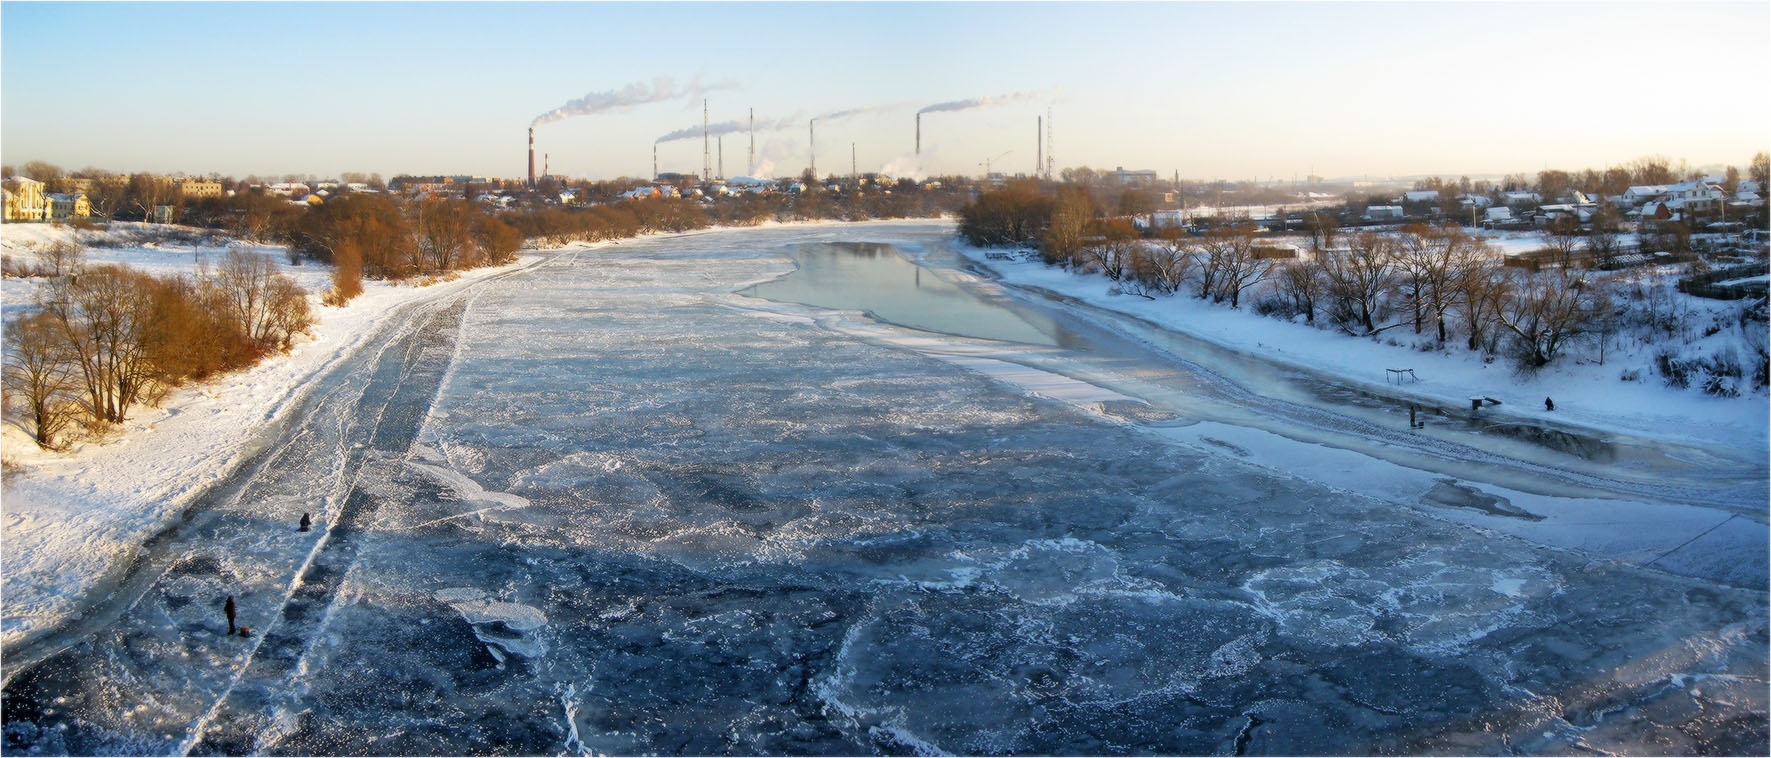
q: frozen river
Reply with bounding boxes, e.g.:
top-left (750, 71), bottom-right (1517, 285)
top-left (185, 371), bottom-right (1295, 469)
top-left (2, 222), bottom-right (1765, 755)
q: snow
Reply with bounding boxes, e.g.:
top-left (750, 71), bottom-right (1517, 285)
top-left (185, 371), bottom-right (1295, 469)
top-left (953, 239), bottom-right (1768, 456)
top-left (0, 221), bottom-right (543, 649)
top-left (0, 218), bottom-right (932, 651)
top-left (1716, 273), bottom-right (1768, 288)
top-left (1, 221), bottom-right (1763, 755)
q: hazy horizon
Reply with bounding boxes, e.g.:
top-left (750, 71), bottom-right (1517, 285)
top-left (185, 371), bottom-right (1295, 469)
top-left (3, 1), bottom-right (1766, 182)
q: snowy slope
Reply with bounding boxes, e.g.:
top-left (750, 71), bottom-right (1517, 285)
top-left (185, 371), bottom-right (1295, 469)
top-left (0, 222), bottom-right (544, 648)
top-left (952, 242), bottom-right (1768, 456)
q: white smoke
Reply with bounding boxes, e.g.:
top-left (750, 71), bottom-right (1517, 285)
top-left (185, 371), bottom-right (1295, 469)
top-left (532, 76), bottom-right (738, 128)
top-left (878, 149), bottom-right (935, 182)
top-left (655, 114), bottom-right (798, 145)
top-left (752, 136), bottom-right (803, 179)
top-left (814, 103), bottom-right (896, 122)
top-left (917, 90), bottom-right (1041, 115)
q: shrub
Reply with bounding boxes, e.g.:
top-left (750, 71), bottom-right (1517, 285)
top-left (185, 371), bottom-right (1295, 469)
top-left (325, 240), bottom-right (364, 306)
top-left (1656, 349), bottom-right (1694, 388)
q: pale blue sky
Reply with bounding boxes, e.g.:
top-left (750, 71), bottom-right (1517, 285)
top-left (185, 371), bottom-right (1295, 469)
top-left (3, 2), bottom-right (1766, 181)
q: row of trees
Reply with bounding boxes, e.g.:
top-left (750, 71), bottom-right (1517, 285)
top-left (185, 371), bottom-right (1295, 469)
top-left (1414, 152), bottom-right (1770, 205)
top-left (503, 186), bottom-right (966, 247)
top-left (5, 247), bottom-right (313, 449)
top-left (269, 195), bottom-right (522, 303)
top-left (962, 184), bottom-right (1635, 370)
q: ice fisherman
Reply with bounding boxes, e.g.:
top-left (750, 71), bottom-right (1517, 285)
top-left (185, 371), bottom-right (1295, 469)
top-left (299, 512), bottom-right (311, 532)
top-left (1544, 397), bottom-right (1555, 411)
top-left (224, 595), bottom-right (236, 635)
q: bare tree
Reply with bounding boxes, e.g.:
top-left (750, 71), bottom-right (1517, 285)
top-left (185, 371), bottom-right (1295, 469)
top-left (1586, 206), bottom-right (1624, 269)
top-left (1081, 218), bottom-right (1138, 281)
top-left (82, 177), bottom-right (128, 221)
top-left (211, 249), bottom-right (281, 344)
top-left (1395, 224), bottom-right (1480, 342)
top-left (1140, 227), bottom-right (1193, 295)
top-left (1498, 270), bottom-right (1594, 368)
top-left (1041, 188), bottom-right (1092, 268)
top-left (262, 276), bottom-right (314, 351)
top-left (1544, 215), bottom-right (1582, 270)
top-left (1277, 258), bottom-right (1327, 324)
top-left (1304, 212), bottom-right (1338, 254)
top-left (21, 161), bottom-right (62, 184)
top-left (1454, 258), bottom-right (1507, 353)
top-left (3, 312), bottom-right (78, 449)
top-left (1186, 227), bottom-right (1246, 301)
top-left (1211, 227), bottom-right (1276, 308)
top-left (413, 198), bottom-right (477, 273)
top-left (128, 174), bottom-right (175, 222)
top-left (40, 264), bottom-right (158, 423)
top-left (42, 240), bottom-right (85, 278)
top-left (1320, 231), bottom-right (1396, 334)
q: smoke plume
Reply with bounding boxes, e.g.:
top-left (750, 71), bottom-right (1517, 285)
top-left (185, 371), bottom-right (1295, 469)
top-left (917, 91), bottom-right (1041, 115)
top-left (532, 76), bottom-right (738, 128)
top-left (655, 114), bottom-right (798, 144)
top-left (814, 104), bottom-right (892, 122)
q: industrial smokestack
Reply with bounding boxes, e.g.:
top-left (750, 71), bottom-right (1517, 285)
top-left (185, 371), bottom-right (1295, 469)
top-left (718, 136), bottom-right (724, 180)
top-left (528, 127), bottom-right (536, 188)
top-left (653, 143), bottom-right (658, 181)
top-left (915, 113), bottom-right (921, 156)
top-left (747, 108), bottom-right (755, 177)
top-left (809, 118), bottom-right (816, 179)
top-left (851, 142), bottom-right (856, 178)
top-left (1046, 107), bottom-right (1054, 179)
top-left (702, 99), bottom-right (711, 182)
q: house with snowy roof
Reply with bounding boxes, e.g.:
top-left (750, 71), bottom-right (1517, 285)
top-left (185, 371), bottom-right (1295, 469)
top-left (1363, 205), bottom-right (1404, 221)
top-left (1661, 179), bottom-right (1724, 212)
top-left (47, 192), bottom-right (90, 221)
top-left (1623, 185), bottom-right (1671, 206)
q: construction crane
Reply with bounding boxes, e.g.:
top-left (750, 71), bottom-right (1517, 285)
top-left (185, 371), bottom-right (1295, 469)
top-left (979, 150), bottom-right (1013, 180)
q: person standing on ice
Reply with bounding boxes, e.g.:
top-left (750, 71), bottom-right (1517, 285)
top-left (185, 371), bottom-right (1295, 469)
top-left (299, 513), bottom-right (311, 532)
top-left (224, 595), bottom-right (236, 635)
top-left (1544, 397), bottom-right (1555, 411)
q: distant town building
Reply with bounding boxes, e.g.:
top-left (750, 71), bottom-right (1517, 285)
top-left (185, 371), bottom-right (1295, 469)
top-left (179, 179), bottom-right (224, 199)
top-left (3, 177), bottom-right (49, 221)
top-left (1107, 166), bottom-right (1159, 187)
top-left (47, 192), bottom-right (91, 221)
top-left (1364, 205), bottom-right (1405, 221)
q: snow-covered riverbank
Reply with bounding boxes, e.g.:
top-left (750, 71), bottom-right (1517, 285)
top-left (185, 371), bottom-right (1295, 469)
top-left (952, 243), bottom-right (1769, 457)
top-left (0, 223), bottom-right (546, 648)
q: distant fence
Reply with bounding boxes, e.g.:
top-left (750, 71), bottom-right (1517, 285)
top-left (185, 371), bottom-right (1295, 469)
top-left (1679, 262), bottom-right (1770, 300)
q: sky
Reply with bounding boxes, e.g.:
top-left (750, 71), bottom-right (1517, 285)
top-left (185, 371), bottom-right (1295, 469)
top-left (3, 1), bottom-right (1767, 182)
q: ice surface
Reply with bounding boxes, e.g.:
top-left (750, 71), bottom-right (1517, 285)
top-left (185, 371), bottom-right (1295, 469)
top-left (2, 222), bottom-right (1764, 756)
